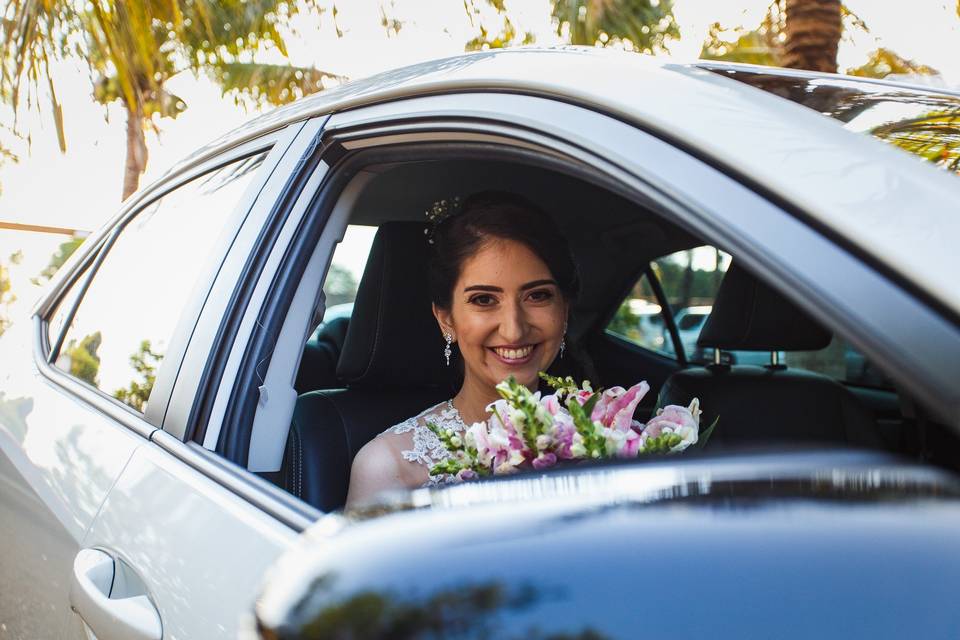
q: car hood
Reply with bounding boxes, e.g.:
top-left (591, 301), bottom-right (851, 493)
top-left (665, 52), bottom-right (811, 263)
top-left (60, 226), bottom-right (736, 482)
top-left (254, 450), bottom-right (960, 639)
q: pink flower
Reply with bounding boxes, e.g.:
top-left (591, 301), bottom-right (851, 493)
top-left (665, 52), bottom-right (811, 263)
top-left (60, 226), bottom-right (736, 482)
top-left (574, 389), bottom-right (593, 406)
top-left (549, 412), bottom-right (582, 460)
top-left (532, 452), bottom-right (558, 470)
top-left (603, 426), bottom-right (641, 458)
top-left (640, 401), bottom-right (701, 452)
top-left (456, 468), bottom-right (478, 481)
top-left (541, 393), bottom-right (563, 416)
top-left (595, 382), bottom-right (650, 432)
top-left (591, 386), bottom-right (626, 424)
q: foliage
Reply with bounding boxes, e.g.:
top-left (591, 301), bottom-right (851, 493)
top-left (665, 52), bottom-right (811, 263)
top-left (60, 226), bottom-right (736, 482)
top-left (699, 1), bottom-right (906, 74)
top-left (0, 253), bottom-right (15, 337)
top-left (606, 299), bottom-right (642, 342)
top-left (113, 339), bottom-right (162, 412)
top-left (62, 331), bottom-right (102, 386)
top-left (33, 235), bottom-right (83, 284)
top-left (463, 0), bottom-right (535, 50)
top-left (211, 62), bottom-right (344, 109)
top-left (467, 0), bottom-right (678, 53)
top-left (551, 0), bottom-right (679, 52)
top-left (847, 48), bottom-right (940, 80)
top-left (0, 0), bottom-right (339, 198)
top-left (871, 107), bottom-right (960, 174)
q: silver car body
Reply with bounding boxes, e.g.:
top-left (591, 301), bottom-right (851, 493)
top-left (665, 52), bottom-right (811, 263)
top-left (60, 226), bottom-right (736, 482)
top-left (2, 48), bottom-right (959, 638)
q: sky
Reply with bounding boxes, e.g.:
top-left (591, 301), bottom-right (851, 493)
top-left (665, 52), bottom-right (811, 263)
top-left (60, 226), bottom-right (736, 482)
top-left (1, 0), bottom-right (959, 301)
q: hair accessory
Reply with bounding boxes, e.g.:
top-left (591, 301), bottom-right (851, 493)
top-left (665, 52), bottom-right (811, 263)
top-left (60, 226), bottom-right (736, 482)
top-left (425, 196), bottom-right (462, 245)
top-left (444, 332), bottom-right (453, 366)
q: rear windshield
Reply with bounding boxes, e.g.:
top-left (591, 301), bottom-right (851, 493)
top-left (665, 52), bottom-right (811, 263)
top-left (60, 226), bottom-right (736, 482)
top-left (706, 66), bottom-right (960, 176)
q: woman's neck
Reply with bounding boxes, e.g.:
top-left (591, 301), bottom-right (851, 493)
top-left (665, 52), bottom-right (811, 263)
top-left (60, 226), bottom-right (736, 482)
top-left (452, 374), bottom-right (534, 425)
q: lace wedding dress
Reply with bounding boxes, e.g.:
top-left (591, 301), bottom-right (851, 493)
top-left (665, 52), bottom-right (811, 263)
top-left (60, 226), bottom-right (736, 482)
top-left (381, 400), bottom-right (467, 486)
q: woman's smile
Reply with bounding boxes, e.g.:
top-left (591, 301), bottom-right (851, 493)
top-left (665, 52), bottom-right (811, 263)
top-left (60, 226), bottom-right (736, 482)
top-left (489, 343), bottom-right (538, 365)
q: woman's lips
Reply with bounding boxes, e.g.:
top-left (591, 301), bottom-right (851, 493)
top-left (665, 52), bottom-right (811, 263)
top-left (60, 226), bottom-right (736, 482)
top-left (489, 344), bottom-right (537, 366)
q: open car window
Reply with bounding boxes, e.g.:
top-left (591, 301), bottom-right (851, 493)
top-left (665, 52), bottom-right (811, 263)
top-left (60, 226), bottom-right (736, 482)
top-left (607, 246), bottom-right (894, 389)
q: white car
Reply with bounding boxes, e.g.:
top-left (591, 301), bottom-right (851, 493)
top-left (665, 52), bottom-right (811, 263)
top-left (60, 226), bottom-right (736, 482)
top-left (1, 48), bottom-right (959, 639)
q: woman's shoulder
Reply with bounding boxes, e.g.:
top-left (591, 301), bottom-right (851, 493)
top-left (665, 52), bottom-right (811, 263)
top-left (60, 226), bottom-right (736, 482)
top-left (381, 400), bottom-right (455, 437)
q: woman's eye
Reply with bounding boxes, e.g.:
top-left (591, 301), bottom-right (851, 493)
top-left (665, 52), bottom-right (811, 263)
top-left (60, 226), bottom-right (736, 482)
top-left (469, 294), bottom-right (497, 306)
top-left (527, 289), bottom-right (555, 303)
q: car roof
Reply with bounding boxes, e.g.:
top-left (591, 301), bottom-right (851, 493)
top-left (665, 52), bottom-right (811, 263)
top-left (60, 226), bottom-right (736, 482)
top-left (172, 47), bottom-right (960, 319)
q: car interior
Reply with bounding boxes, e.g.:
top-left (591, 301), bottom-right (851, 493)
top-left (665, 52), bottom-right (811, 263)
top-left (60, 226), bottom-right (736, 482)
top-left (237, 154), bottom-right (959, 513)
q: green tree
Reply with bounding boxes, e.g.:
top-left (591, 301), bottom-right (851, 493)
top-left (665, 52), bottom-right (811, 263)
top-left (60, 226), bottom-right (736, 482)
top-left (61, 331), bottom-right (102, 386)
top-left (113, 339), bottom-right (162, 411)
top-left (0, 253), bottom-right (16, 337)
top-left (701, 1), bottom-right (936, 82)
top-left (847, 47), bottom-right (940, 80)
top-left (33, 235), bottom-right (84, 284)
top-left (1, 0), bottom-right (340, 200)
top-left (551, 0), bottom-right (679, 51)
top-left (466, 0), bottom-right (678, 52)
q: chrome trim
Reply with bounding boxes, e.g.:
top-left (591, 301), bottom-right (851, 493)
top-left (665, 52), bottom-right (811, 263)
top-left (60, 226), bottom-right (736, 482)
top-left (150, 430), bottom-right (319, 532)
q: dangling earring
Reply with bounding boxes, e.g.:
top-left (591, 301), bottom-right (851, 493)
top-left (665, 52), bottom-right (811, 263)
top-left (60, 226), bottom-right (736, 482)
top-left (560, 321), bottom-right (568, 359)
top-left (444, 332), bottom-right (453, 366)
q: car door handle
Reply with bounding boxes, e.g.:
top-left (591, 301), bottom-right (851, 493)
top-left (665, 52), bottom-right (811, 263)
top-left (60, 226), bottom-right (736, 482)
top-left (69, 548), bottom-right (162, 640)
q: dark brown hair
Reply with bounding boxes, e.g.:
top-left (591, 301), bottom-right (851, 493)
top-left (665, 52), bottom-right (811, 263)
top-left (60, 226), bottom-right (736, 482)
top-left (427, 190), bottom-right (579, 310)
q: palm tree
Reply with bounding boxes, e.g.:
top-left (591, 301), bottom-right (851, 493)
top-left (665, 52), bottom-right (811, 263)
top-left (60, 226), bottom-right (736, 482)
top-left (1, 1), bottom-right (341, 200)
top-left (465, 0), bottom-right (679, 53)
top-left (550, 0), bottom-right (679, 52)
top-left (781, 0), bottom-right (842, 73)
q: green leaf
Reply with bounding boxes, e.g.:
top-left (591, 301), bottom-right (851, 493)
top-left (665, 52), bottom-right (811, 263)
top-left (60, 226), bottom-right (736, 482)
top-left (696, 416), bottom-right (719, 450)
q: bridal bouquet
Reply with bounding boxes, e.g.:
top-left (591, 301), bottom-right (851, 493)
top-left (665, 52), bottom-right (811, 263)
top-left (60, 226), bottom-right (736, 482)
top-left (428, 373), bottom-right (716, 481)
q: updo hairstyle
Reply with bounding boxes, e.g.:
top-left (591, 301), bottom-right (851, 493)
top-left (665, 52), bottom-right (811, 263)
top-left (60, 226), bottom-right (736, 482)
top-left (427, 190), bottom-right (580, 310)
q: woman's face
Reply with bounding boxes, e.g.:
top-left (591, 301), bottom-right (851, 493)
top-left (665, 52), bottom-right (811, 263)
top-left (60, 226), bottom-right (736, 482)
top-left (434, 238), bottom-right (568, 393)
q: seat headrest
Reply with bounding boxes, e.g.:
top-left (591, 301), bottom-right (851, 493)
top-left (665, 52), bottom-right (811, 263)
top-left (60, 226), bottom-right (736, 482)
top-left (697, 262), bottom-right (831, 351)
top-left (337, 222), bottom-right (450, 388)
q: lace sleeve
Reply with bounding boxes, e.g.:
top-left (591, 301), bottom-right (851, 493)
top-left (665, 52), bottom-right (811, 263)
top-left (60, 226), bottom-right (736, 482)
top-left (383, 400), bottom-right (467, 487)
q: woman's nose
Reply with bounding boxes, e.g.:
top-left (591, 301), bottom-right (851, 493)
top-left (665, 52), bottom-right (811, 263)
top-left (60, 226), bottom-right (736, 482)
top-left (498, 300), bottom-right (529, 343)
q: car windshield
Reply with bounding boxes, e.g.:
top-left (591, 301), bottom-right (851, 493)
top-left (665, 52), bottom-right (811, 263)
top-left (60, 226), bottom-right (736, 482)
top-left (705, 66), bottom-right (960, 176)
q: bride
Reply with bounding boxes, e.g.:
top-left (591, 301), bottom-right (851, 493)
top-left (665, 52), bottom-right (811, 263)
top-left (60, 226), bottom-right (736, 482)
top-left (345, 191), bottom-right (580, 507)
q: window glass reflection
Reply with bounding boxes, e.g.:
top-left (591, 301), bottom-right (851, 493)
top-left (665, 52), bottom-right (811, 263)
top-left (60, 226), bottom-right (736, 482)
top-left (55, 153), bottom-right (267, 412)
top-left (710, 69), bottom-right (960, 175)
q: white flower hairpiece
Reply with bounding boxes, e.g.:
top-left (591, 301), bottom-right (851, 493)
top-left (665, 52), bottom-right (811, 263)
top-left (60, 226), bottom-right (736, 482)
top-left (424, 196), bottom-right (462, 245)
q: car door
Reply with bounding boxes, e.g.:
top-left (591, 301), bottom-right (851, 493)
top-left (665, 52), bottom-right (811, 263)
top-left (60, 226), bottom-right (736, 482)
top-left (0, 122), bottom-right (309, 639)
top-left (75, 118), bottom-right (328, 639)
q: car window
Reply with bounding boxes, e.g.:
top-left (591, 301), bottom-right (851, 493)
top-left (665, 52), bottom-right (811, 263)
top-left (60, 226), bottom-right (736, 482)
top-left (54, 152), bottom-right (268, 412)
top-left (317, 224), bottom-right (376, 325)
top-left (609, 246), bottom-right (892, 388)
top-left (605, 272), bottom-right (673, 357)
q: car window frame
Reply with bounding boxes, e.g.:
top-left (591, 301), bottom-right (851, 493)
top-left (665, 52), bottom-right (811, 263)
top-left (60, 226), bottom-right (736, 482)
top-left (317, 92), bottom-right (960, 425)
top-left (32, 128), bottom-right (295, 432)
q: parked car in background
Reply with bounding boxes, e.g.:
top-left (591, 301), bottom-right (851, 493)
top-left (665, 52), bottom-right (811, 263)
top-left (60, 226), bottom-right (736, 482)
top-left (1, 49), bottom-right (958, 639)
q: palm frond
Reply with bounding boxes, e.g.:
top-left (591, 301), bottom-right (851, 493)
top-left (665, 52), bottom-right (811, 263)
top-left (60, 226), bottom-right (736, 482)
top-left (211, 62), bottom-right (344, 108)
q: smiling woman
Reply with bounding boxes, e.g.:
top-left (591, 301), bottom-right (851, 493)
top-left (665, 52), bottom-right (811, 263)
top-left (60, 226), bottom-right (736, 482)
top-left (344, 191), bottom-right (579, 506)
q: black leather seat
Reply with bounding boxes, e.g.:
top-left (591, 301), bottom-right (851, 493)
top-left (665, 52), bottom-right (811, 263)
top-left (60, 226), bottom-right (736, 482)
top-left (657, 263), bottom-right (880, 450)
top-left (294, 315), bottom-right (350, 394)
top-left (281, 222), bottom-right (452, 511)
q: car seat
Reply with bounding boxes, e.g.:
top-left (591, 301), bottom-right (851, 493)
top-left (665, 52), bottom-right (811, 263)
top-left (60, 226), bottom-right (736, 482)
top-left (281, 222), bottom-right (451, 511)
top-left (656, 263), bottom-right (881, 449)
